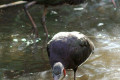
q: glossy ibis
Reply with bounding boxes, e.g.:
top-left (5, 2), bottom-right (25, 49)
top-left (47, 31), bottom-right (94, 80)
top-left (23, 0), bottom-right (86, 38)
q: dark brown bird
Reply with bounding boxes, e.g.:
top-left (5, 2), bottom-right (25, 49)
top-left (47, 31), bottom-right (94, 80)
top-left (23, 0), bottom-right (86, 38)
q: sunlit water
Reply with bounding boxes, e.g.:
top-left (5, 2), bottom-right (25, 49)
top-left (0, 0), bottom-right (120, 80)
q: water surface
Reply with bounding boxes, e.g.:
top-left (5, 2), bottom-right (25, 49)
top-left (0, 0), bottom-right (120, 80)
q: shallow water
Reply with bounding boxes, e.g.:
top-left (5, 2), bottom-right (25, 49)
top-left (0, 0), bottom-right (120, 80)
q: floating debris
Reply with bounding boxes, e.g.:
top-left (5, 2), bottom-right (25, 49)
top-left (98, 23), bottom-right (104, 27)
top-left (74, 7), bottom-right (84, 11)
top-left (21, 25), bottom-right (25, 28)
top-left (26, 41), bottom-right (31, 46)
top-left (51, 11), bottom-right (58, 15)
top-left (13, 39), bottom-right (18, 42)
top-left (35, 38), bottom-right (41, 43)
top-left (11, 34), bottom-right (19, 37)
top-left (10, 46), bottom-right (12, 48)
top-left (21, 38), bottom-right (26, 42)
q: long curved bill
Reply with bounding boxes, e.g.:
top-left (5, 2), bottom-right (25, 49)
top-left (54, 76), bottom-right (59, 80)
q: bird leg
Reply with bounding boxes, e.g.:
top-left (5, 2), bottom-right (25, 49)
top-left (41, 6), bottom-right (48, 39)
top-left (112, 0), bottom-right (119, 8)
top-left (73, 68), bottom-right (77, 80)
top-left (24, 1), bottom-right (38, 38)
top-left (112, 0), bottom-right (117, 8)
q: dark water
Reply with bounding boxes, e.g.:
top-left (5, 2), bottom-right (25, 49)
top-left (0, 0), bottom-right (120, 80)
